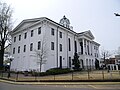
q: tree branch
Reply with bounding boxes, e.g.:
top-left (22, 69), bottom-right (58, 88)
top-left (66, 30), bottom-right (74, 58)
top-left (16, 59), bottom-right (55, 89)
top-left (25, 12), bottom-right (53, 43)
top-left (4, 43), bottom-right (11, 49)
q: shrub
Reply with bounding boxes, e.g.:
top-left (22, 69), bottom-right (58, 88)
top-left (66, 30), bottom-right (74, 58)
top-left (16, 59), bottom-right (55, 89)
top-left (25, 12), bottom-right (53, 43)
top-left (30, 68), bottom-right (83, 76)
top-left (46, 68), bottom-right (72, 75)
top-left (24, 71), bottom-right (29, 76)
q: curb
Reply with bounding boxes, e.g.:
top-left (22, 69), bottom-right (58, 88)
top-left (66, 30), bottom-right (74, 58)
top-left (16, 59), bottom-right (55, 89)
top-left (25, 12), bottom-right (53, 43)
top-left (0, 79), bottom-right (120, 85)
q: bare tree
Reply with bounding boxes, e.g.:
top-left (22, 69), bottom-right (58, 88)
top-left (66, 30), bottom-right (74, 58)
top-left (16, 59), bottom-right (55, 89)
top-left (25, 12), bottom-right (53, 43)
top-left (101, 49), bottom-right (111, 67)
top-left (0, 2), bottom-right (13, 70)
top-left (34, 36), bottom-right (48, 72)
top-left (117, 47), bottom-right (120, 55)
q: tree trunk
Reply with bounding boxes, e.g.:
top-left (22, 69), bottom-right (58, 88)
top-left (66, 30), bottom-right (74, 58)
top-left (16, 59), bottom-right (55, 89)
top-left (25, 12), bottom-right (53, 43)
top-left (0, 44), bottom-right (5, 70)
top-left (40, 62), bottom-right (42, 72)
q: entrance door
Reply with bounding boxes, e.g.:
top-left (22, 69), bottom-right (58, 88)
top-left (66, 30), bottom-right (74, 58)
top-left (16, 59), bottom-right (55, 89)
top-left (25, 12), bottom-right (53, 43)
top-left (81, 59), bottom-right (84, 69)
top-left (60, 56), bottom-right (62, 68)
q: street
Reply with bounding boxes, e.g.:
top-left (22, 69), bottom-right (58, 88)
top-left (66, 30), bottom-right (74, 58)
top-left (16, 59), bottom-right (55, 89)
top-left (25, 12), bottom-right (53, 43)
top-left (0, 82), bottom-right (120, 90)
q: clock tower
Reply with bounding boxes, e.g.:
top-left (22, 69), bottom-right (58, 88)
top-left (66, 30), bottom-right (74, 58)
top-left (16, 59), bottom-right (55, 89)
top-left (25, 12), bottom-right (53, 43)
top-left (59, 15), bottom-right (71, 29)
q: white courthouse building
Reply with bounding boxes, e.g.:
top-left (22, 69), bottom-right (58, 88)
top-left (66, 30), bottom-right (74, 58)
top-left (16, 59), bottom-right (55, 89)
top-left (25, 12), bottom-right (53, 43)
top-left (11, 16), bottom-right (100, 72)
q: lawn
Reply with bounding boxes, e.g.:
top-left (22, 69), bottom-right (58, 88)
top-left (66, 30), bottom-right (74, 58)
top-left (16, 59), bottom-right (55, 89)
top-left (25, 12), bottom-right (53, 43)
top-left (1, 70), bottom-right (120, 81)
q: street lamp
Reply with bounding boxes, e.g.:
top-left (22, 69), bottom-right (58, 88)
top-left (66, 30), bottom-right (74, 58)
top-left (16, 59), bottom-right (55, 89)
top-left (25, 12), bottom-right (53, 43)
top-left (7, 55), bottom-right (14, 78)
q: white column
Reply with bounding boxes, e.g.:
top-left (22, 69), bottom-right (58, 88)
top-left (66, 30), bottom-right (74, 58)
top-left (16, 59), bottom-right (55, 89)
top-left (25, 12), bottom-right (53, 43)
top-left (88, 41), bottom-right (90, 55)
top-left (90, 42), bottom-right (93, 55)
top-left (89, 42), bottom-right (92, 55)
top-left (116, 65), bottom-right (118, 70)
top-left (85, 39), bottom-right (87, 55)
top-left (82, 38), bottom-right (85, 55)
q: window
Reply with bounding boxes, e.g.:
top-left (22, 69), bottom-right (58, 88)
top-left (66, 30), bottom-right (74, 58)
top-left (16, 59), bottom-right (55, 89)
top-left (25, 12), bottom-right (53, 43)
top-left (86, 59), bottom-right (88, 66)
top-left (95, 53), bottom-right (96, 57)
top-left (31, 30), bottom-right (34, 37)
top-left (38, 27), bottom-right (41, 34)
top-left (60, 56), bottom-right (62, 68)
top-left (24, 32), bottom-right (27, 39)
top-left (80, 42), bottom-right (83, 54)
top-left (89, 59), bottom-right (91, 66)
top-left (96, 47), bottom-right (98, 50)
top-left (51, 42), bottom-right (54, 50)
top-left (74, 41), bottom-right (77, 52)
top-left (87, 45), bottom-right (89, 55)
top-left (30, 43), bottom-right (33, 51)
top-left (13, 48), bottom-right (15, 54)
top-left (51, 28), bottom-right (54, 35)
top-left (60, 44), bottom-right (62, 52)
top-left (97, 53), bottom-right (98, 57)
top-left (38, 41), bottom-right (41, 50)
top-left (18, 46), bottom-right (20, 53)
top-left (68, 38), bottom-right (71, 51)
top-left (23, 45), bottom-right (26, 52)
top-left (14, 37), bottom-right (16, 42)
top-left (19, 35), bottom-right (21, 41)
top-left (92, 59), bottom-right (94, 66)
top-left (59, 31), bottom-right (62, 38)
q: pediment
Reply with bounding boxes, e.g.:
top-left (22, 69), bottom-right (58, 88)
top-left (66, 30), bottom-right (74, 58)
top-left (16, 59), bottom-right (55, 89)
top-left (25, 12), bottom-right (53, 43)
top-left (79, 30), bottom-right (94, 40)
top-left (13, 17), bottom-right (45, 32)
top-left (84, 30), bottom-right (94, 40)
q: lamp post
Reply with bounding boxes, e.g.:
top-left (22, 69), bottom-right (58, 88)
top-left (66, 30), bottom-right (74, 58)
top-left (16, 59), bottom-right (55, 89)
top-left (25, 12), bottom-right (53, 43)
top-left (7, 55), bottom-right (14, 78)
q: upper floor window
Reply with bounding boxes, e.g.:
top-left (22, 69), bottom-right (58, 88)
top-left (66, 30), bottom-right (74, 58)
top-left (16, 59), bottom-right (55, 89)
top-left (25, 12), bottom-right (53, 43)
top-left (51, 42), bottom-right (54, 50)
top-left (13, 48), bottom-right (15, 54)
top-left (74, 41), bottom-right (77, 52)
top-left (38, 27), bottom-right (41, 34)
top-left (23, 45), bottom-right (26, 52)
top-left (38, 41), bottom-right (41, 50)
top-left (51, 28), bottom-right (54, 36)
top-left (96, 53), bottom-right (98, 57)
top-left (31, 30), bottom-right (34, 37)
top-left (59, 31), bottom-right (62, 38)
top-left (30, 43), bottom-right (33, 51)
top-left (14, 37), bottom-right (16, 42)
top-left (95, 53), bottom-right (96, 57)
top-left (96, 47), bottom-right (98, 50)
top-left (18, 46), bottom-right (20, 53)
top-left (68, 38), bottom-right (71, 51)
top-left (24, 32), bottom-right (27, 39)
top-left (60, 44), bottom-right (62, 52)
top-left (19, 35), bottom-right (21, 41)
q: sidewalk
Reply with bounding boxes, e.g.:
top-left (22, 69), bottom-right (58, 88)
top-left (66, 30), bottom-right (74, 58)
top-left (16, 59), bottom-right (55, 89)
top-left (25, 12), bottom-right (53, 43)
top-left (0, 79), bottom-right (120, 85)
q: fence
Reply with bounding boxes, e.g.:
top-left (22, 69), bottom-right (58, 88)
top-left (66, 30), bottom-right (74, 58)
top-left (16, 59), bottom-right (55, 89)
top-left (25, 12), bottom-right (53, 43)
top-left (0, 70), bottom-right (120, 81)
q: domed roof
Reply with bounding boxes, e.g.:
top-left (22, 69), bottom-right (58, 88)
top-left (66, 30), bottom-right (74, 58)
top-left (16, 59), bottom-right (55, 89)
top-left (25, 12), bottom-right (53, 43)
top-left (59, 15), bottom-right (70, 28)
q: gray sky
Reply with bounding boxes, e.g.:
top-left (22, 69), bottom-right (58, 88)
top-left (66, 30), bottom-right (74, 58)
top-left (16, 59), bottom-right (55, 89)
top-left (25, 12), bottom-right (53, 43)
top-left (2, 0), bottom-right (120, 51)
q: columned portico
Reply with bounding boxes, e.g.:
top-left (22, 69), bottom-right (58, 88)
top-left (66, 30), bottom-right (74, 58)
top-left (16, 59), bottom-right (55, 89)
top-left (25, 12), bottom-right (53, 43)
top-left (78, 31), bottom-right (100, 70)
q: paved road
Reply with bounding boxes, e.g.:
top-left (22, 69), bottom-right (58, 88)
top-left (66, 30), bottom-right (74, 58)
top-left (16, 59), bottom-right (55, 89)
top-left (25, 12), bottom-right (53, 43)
top-left (0, 82), bottom-right (120, 90)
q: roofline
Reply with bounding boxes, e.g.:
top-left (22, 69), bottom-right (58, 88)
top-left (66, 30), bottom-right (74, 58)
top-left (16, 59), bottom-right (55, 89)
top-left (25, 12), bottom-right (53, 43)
top-left (12, 17), bottom-right (97, 41)
top-left (92, 41), bottom-right (100, 46)
top-left (44, 17), bottom-right (77, 34)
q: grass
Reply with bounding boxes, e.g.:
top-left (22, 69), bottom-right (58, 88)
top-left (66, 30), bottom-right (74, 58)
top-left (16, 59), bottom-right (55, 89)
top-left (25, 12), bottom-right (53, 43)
top-left (1, 70), bottom-right (120, 81)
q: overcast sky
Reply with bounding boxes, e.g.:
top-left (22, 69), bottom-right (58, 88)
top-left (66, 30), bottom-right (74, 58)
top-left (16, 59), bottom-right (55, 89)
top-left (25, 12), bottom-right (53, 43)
top-left (2, 0), bottom-right (120, 52)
